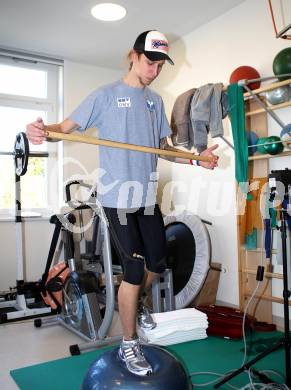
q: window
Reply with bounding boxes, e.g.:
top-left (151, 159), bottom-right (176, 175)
top-left (0, 54), bottom-right (63, 216)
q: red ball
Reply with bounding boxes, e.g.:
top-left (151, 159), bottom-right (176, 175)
top-left (229, 66), bottom-right (261, 90)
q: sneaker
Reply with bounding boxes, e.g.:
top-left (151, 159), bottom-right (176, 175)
top-left (137, 303), bottom-right (156, 330)
top-left (118, 338), bottom-right (152, 376)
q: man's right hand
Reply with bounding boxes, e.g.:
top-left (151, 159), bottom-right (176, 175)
top-left (26, 117), bottom-right (46, 145)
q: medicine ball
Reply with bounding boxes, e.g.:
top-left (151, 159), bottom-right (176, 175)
top-left (229, 66), bottom-right (261, 90)
top-left (256, 137), bottom-right (269, 154)
top-left (266, 86), bottom-right (290, 105)
top-left (273, 48), bottom-right (291, 81)
top-left (264, 136), bottom-right (284, 155)
top-left (246, 130), bottom-right (258, 155)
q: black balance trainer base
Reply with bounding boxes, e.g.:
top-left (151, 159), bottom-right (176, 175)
top-left (82, 345), bottom-right (192, 390)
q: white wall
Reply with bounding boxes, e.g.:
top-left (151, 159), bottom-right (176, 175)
top-left (154, 0), bottom-right (291, 316)
top-left (0, 61), bottom-right (122, 290)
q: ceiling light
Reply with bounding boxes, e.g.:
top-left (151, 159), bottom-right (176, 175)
top-left (91, 3), bottom-right (126, 22)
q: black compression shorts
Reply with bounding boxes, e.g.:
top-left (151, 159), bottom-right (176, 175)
top-left (103, 204), bottom-right (167, 285)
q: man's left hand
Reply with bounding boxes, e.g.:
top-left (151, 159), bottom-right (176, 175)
top-left (198, 144), bottom-right (219, 170)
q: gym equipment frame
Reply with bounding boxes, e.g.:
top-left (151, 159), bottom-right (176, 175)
top-left (0, 133), bottom-right (51, 323)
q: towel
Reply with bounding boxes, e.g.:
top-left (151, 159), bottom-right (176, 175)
top-left (138, 308), bottom-right (208, 346)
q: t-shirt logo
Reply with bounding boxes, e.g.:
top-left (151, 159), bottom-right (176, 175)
top-left (117, 97), bottom-right (131, 107)
top-left (146, 100), bottom-right (155, 111)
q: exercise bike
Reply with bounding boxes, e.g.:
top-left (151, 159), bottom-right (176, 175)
top-left (34, 181), bottom-right (123, 355)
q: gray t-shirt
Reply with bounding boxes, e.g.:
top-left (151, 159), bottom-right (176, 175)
top-left (69, 80), bottom-right (171, 208)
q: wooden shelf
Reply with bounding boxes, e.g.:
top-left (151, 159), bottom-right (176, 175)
top-left (244, 291), bottom-right (291, 305)
top-left (242, 268), bottom-right (283, 280)
top-left (248, 150), bottom-right (291, 161)
top-left (241, 247), bottom-right (278, 254)
top-left (246, 100), bottom-right (291, 117)
top-left (244, 78), bottom-right (291, 98)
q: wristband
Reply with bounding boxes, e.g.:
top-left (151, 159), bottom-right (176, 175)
top-left (189, 155), bottom-right (200, 166)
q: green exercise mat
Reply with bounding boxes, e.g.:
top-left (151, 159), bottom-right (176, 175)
top-left (11, 332), bottom-right (287, 390)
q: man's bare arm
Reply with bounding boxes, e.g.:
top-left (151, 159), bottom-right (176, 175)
top-left (159, 137), bottom-right (190, 164)
top-left (26, 117), bottom-right (79, 145)
top-left (44, 119), bottom-right (79, 141)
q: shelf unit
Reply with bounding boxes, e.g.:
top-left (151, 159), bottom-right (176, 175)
top-left (237, 78), bottom-right (291, 323)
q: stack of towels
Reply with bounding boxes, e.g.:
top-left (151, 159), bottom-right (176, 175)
top-left (138, 308), bottom-right (208, 346)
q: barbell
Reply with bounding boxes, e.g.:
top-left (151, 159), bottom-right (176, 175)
top-left (0, 132), bottom-right (49, 176)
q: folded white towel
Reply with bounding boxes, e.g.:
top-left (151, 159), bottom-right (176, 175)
top-left (137, 308), bottom-right (208, 346)
top-left (154, 330), bottom-right (207, 346)
top-left (151, 308), bottom-right (207, 324)
top-left (143, 320), bottom-right (208, 339)
top-left (151, 315), bottom-right (207, 326)
top-left (139, 327), bottom-right (207, 346)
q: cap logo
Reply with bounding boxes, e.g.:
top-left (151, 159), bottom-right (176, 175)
top-left (151, 39), bottom-right (168, 53)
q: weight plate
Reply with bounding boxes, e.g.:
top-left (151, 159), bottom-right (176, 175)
top-left (14, 132), bottom-right (29, 176)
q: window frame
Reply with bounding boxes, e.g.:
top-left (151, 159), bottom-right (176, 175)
top-left (0, 53), bottom-right (64, 217)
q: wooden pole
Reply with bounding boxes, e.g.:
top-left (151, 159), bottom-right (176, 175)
top-left (246, 100), bottom-right (291, 117)
top-left (45, 130), bottom-right (213, 162)
top-left (244, 78), bottom-right (291, 97)
top-left (224, 78), bottom-right (291, 96)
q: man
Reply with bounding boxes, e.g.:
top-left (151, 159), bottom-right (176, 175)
top-left (26, 30), bottom-right (218, 376)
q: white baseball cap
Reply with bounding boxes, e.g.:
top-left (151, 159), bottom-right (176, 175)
top-left (133, 30), bottom-right (174, 65)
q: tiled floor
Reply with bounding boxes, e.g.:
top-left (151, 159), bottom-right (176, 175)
top-left (0, 312), bottom-right (122, 390)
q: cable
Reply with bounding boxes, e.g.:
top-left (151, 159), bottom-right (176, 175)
top-left (189, 370), bottom-right (242, 389)
top-left (240, 383), bottom-right (289, 390)
top-left (241, 188), bottom-right (268, 367)
top-left (260, 370), bottom-right (286, 382)
top-left (245, 368), bottom-right (289, 390)
top-left (241, 280), bottom-right (261, 366)
top-left (189, 370), bottom-right (288, 389)
top-left (248, 368), bottom-right (256, 390)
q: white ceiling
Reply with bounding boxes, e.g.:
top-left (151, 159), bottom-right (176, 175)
top-left (0, 0), bottom-right (245, 69)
